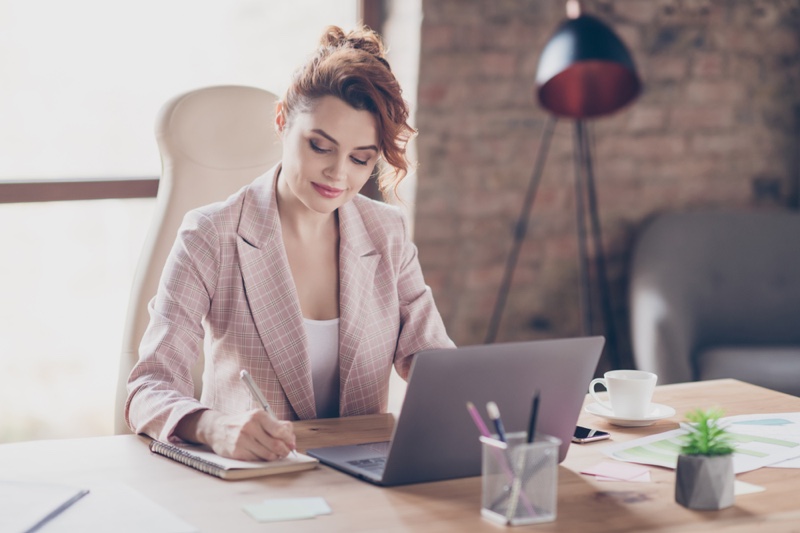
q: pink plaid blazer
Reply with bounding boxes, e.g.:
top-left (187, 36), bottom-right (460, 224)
top-left (125, 165), bottom-right (454, 443)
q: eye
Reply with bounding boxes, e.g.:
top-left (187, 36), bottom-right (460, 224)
top-left (309, 140), bottom-right (330, 154)
top-left (350, 156), bottom-right (369, 166)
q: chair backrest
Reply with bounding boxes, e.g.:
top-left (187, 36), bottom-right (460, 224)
top-left (629, 210), bottom-right (800, 385)
top-left (115, 85), bottom-right (281, 434)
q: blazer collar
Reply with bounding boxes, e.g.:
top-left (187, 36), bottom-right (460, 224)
top-left (337, 196), bottom-right (381, 414)
top-left (236, 165), bottom-right (281, 250)
top-left (236, 164), bottom-right (382, 418)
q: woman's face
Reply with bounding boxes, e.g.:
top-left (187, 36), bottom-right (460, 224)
top-left (277, 95), bottom-right (379, 216)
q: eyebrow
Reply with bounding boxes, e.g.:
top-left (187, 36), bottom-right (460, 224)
top-left (312, 129), bottom-right (378, 152)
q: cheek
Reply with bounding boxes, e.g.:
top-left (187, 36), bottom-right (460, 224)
top-left (283, 142), bottom-right (314, 177)
top-left (351, 166), bottom-right (375, 188)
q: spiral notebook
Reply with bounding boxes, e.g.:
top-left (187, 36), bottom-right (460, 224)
top-left (149, 441), bottom-right (318, 480)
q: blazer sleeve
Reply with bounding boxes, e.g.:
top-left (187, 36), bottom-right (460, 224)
top-left (393, 213), bottom-right (456, 379)
top-left (125, 209), bottom-right (220, 443)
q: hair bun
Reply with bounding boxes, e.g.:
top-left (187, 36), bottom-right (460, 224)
top-left (320, 25), bottom-right (387, 62)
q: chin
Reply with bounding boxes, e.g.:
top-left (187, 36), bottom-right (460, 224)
top-left (304, 197), bottom-right (346, 215)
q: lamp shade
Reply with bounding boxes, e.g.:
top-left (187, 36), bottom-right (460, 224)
top-left (536, 14), bottom-right (641, 119)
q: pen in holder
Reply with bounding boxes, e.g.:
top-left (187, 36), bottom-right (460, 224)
top-left (480, 432), bottom-right (560, 526)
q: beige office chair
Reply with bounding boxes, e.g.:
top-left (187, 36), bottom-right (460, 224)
top-left (115, 85), bottom-right (282, 434)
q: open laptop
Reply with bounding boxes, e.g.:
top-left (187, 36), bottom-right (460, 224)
top-left (307, 336), bottom-right (604, 486)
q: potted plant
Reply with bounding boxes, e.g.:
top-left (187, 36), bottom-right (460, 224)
top-left (675, 408), bottom-right (735, 510)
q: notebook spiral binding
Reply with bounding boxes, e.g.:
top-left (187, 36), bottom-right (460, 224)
top-left (150, 441), bottom-right (224, 478)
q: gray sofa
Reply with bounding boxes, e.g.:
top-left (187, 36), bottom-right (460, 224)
top-left (628, 211), bottom-right (800, 396)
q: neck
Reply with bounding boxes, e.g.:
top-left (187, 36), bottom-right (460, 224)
top-left (275, 171), bottom-right (337, 242)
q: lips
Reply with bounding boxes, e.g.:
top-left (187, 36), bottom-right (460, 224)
top-left (311, 182), bottom-right (345, 199)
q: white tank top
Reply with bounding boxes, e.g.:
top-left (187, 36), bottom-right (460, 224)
top-left (303, 317), bottom-right (340, 419)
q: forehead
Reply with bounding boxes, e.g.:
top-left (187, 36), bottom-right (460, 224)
top-left (292, 96), bottom-right (378, 148)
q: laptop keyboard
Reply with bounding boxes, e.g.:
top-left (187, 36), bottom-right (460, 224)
top-left (347, 457), bottom-right (386, 473)
top-left (346, 442), bottom-right (390, 474)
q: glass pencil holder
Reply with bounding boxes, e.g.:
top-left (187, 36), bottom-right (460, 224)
top-left (480, 431), bottom-right (560, 526)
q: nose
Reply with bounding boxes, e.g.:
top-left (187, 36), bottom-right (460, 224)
top-left (324, 155), bottom-right (347, 183)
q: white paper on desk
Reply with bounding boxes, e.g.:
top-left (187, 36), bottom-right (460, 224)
top-left (37, 482), bottom-right (197, 533)
top-left (734, 480), bottom-right (765, 495)
top-left (605, 414), bottom-right (800, 474)
top-left (722, 413), bottom-right (800, 468)
top-left (0, 480), bottom-right (88, 533)
top-left (597, 471), bottom-right (651, 482)
top-left (769, 456), bottom-right (800, 468)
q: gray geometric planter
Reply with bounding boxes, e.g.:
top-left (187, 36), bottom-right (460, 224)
top-left (675, 454), bottom-right (734, 510)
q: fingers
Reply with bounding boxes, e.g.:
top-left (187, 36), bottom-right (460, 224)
top-left (237, 436), bottom-right (285, 462)
top-left (254, 411), bottom-right (296, 455)
top-left (261, 413), bottom-right (297, 450)
top-left (210, 410), bottom-right (295, 462)
top-left (248, 430), bottom-right (290, 461)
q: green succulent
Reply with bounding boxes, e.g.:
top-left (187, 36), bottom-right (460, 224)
top-left (680, 408), bottom-right (735, 456)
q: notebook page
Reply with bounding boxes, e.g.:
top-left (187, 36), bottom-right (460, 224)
top-left (174, 445), bottom-right (315, 469)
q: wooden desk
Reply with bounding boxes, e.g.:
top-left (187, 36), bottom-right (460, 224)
top-left (3, 379), bottom-right (800, 532)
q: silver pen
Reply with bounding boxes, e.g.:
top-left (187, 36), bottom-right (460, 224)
top-left (240, 369), bottom-right (274, 415)
top-left (239, 369), bottom-right (296, 457)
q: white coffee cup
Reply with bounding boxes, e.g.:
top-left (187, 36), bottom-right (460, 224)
top-left (589, 370), bottom-right (657, 419)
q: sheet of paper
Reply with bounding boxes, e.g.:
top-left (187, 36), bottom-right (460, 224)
top-left (734, 480), bottom-right (765, 496)
top-left (0, 480), bottom-right (88, 533)
top-left (768, 456), bottom-right (800, 468)
top-left (243, 497), bottom-right (331, 523)
top-left (724, 413), bottom-right (800, 469)
top-left (581, 461), bottom-right (650, 481)
top-left (596, 471), bottom-right (651, 482)
top-left (37, 482), bottom-right (197, 533)
top-left (604, 413), bottom-right (800, 474)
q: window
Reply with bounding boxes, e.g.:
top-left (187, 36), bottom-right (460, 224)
top-left (1, 0), bottom-right (358, 181)
top-left (1, 0), bottom-right (358, 442)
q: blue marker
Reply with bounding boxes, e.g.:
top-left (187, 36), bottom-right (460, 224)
top-left (486, 401), bottom-right (508, 443)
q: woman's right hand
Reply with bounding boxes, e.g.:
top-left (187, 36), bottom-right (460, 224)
top-left (176, 409), bottom-right (296, 461)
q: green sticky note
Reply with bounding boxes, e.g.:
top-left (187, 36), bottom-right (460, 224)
top-left (284, 497), bottom-right (332, 515)
top-left (243, 501), bottom-right (318, 522)
top-left (243, 497), bottom-right (332, 523)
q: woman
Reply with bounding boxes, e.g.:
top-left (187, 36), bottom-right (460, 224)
top-left (125, 26), bottom-right (454, 461)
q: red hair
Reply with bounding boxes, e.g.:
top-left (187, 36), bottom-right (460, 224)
top-left (281, 26), bottom-right (415, 198)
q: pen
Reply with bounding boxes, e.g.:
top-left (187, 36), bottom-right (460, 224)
top-left (240, 369), bottom-right (296, 457)
top-left (465, 401), bottom-right (492, 438)
top-left (507, 393), bottom-right (539, 522)
top-left (240, 369), bottom-right (274, 415)
top-left (486, 401), bottom-right (508, 443)
top-left (526, 390), bottom-right (540, 444)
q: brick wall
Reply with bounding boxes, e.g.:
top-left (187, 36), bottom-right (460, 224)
top-left (414, 0), bottom-right (800, 370)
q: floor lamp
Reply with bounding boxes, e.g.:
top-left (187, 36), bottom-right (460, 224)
top-left (485, 1), bottom-right (641, 372)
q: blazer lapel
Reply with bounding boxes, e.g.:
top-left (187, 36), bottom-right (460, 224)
top-left (337, 199), bottom-right (381, 413)
top-left (236, 166), bottom-right (316, 420)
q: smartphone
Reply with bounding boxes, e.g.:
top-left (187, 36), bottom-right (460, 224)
top-left (572, 425), bottom-right (611, 443)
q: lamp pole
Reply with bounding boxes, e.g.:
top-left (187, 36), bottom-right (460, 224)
top-left (484, 6), bottom-right (639, 372)
top-left (484, 118), bottom-right (557, 344)
top-left (575, 119), bottom-right (621, 369)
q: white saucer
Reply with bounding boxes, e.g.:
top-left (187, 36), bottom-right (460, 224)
top-left (585, 402), bottom-right (676, 427)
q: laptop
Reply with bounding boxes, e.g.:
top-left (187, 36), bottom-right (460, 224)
top-left (307, 336), bottom-right (604, 486)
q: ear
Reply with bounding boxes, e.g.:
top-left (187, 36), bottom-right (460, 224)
top-left (274, 101), bottom-right (286, 134)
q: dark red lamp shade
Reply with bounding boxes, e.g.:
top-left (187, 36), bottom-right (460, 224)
top-left (536, 14), bottom-right (641, 119)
